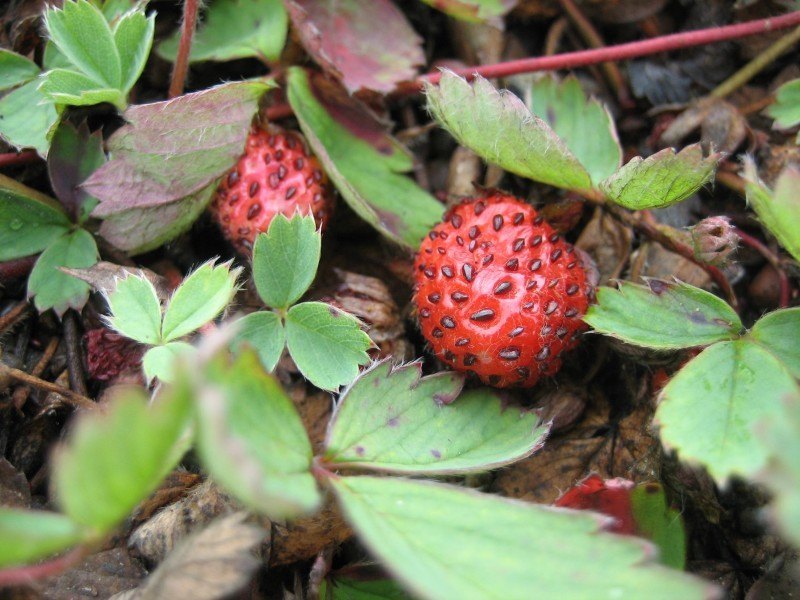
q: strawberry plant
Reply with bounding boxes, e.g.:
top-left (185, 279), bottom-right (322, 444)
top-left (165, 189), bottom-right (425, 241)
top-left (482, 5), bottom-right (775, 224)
top-left (1, 1), bottom-right (800, 598)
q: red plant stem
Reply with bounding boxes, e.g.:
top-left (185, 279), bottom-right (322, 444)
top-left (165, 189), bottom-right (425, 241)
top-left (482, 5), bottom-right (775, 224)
top-left (0, 547), bottom-right (87, 586)
top-left (420, 10), bottom-right (800, 85)
top-left (168, 0), bottom-right (200, 99)
top-left (736, 228), bottom-right (791, 308)
top-left (0, 150), bottom-right (39, 168)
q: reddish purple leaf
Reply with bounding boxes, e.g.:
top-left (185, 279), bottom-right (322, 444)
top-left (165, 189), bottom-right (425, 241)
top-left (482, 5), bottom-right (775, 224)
top-left (285, 0), bottom-right (424, 94)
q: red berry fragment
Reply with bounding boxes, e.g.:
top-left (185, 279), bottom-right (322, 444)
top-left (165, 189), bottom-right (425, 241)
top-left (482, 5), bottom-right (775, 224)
top-left (413, 192), bottom-right (592, 388)
top-left (554, 474), bottom-right (636, 535)
top-left (84, 328), bottom-right (144, 381)
top-left (210, 125), bottom-right (334, 255)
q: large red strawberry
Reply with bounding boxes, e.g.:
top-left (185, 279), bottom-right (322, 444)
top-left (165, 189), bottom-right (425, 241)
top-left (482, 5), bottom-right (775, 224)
top-left (211, 124), bottom-right (334, 254)
top-left (413, 192), bottom-right (592, 388)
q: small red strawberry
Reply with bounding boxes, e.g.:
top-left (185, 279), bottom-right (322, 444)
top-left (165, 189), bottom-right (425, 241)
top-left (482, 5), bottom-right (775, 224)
top-left (84, 327), bottom-right (144, 381)
top-left (413, 192), bottom-right (592, 388)
top-left (211, 124), bottom-right (334, 254)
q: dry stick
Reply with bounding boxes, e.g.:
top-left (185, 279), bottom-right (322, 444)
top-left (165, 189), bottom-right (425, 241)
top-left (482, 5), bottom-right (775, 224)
top-left (63, 309), bottom-right (88, 398)
top-left (557, 0), bottom-right (631, 107)
top-left (736, 228), bottom-right (791, 308)
top-left (168, 0), bottom-right (200, 99)
top-left (0, 150), bottom-right (39, 168)
top-left (0, 363), bottom-right (94, 409)
top-left (710, 25), bottom-right (800, 99)
top-left (420, 10), bottom-right (800, 85)
top-left (544, 17), bottom-right (570, 57)
top-left (12, 336), bottom-right (61, 409)
top-left (0, 301), bottom-right (30, 335)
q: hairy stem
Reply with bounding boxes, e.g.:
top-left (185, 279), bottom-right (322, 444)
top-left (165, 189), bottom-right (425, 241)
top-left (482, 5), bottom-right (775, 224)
top-left (735, 228), bottom-right (791, 308)
top-left (168, 0), bottom-right (200, 99)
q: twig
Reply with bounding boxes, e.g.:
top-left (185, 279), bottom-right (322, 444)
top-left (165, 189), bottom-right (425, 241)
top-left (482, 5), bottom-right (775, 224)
top-left (12, 336), bottom-right (61, 409)
top-left (0, 301), bottom-right (30, 335)
top-left (711, 25), bottom-right (800, 99)
top-left (736, 228), bottom-right (791, 308)
top-left (168, 0), bottom-right (200, 98)
top-left (0, 546), bottom-right (88, 586)
top-left (63, 310), bottom-right (88, 398)
top-left (420, 10), bottom-right (800, 85)
top-left (0, 150), bottom-right (39, 168)
top-left (557, 0), bottom-right (631, 107)
top-left (544, 17), bottom-right (570, 57)
top-left (0, 363), bottom-right (94, 409)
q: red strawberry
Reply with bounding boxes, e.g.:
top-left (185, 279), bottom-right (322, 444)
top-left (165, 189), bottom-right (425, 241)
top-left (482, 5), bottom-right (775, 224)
top-left (211, 125), bottom-right (334, 254)
top-left (413, 192), bottom-right (592, 388)
top-left (84, 327), bottom-right (144, 381)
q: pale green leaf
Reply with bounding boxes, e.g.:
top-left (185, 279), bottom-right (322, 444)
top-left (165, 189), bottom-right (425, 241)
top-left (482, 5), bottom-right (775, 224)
top-left (584, 280), bottom-right (742, 350)
top-left (39, 68), bottom-right (125, 109)
top-left (53, 386), bottom-right (191, 530)
top-left (161, 260), bottom-right (240, 342)
top-left (194, 349), bottom-right (322, 519)
top-left (252, 214), bottom-right (320, 309)
top-left (320, 578), bottom-right (411, 600)
top-left (28, 229), bottom-right (98, 316)
top-left (418, 0), bottom-right (516, 22)
top-left (766, 78), bottom-right (800, 142)
top-left (143, 342), bottom-right (195, 383)
top-left (158, 0), bottom-right (287, 63)
top-left (0, 509), bottom-right (86, 568)
top-left (231, 311), bottom-right (285, 372)
top-left (749, 307), bottom-right (800, 378)
top-left (285, 301), bottom-right (372, 391)
top-left (656, 340), bottom-right (800, 482)
top-left (113, 10), bottom-right (155, 93)
top-left (600, 145), bottom-right (720, 210)
top-left (44, 0), bottom-right (121, 88)
top-left (325, 361), bottom-right (548, 474)
top-left (332, 476), bottom-right (716, 600)
top-left (106, 272), bottom-right (163, 344)
top-left (0, 177), bottom-right (70, 260)
top-left (630, 484), bottom-right (686, 570)
top-left (528, 75), bottom-right (621, 186)
top-left (287, 67), bottom-right (442, 250)
top-left (0, 50), bottom-right (40, 90)
top-left (0, 79), bottom-right (60, 156)
top-left (744, 162), bottom-right (800, 263)
top-left (425, 71), bottom-right (593, 193)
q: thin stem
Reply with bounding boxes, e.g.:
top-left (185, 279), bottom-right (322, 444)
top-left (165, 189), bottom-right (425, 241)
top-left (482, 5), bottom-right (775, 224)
top-left (420, 10), bottom-right (800, 86)
top-left (1, 363), bottom-right (95, 409)
top-left (0, 301), bottom-right (30, 335)
top-left (168, 0), bottom-right (200, 99)
top-left (711, 25), bottom-right (800, 99)
top-left (12, 336), bottom-right (61, 409)
top-left (63, 310), bottom-right (89, 398)
top-left (0, 547), bottom-right (88, 586)
top-left (735, 228), bottom-right (791, 308)
top-left (0, 150), bottom-right (39, 168)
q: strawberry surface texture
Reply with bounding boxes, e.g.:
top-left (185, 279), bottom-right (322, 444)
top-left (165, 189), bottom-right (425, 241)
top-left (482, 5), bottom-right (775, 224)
top-left (413, 192), bottom-right (592, 388)
top-left (211, 125), bottom-right (333, 254)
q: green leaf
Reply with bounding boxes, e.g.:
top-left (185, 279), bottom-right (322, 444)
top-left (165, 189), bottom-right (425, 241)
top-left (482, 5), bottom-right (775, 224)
top-left (231, 311), bottom-right (285, 372)
top-left (744, 162), bottom-right (800, 263)
top-left (584, 280), bottom-right (742, 350)
top-left (749, 307), bottom-right (800, 378)
top-left (0, 50), bottom-right (41, 90)
top-left (97, 180), bottom-right (215, 255)
top-left (656, 340), bottom-right (800, 482)
top-left (158, 0), bottom-right (287, 63)
top-left (44, 0), bottom-right (121, 88)
top-left (287, 67), bottom-right (443, 250)
top-left (285, 301), bottom-right (372, 391)
top-left (630, 483), bottom-right (686, 570)
top-left (39, 68), bottom-right (125, 109)
top-left (143, 341), bottom-right (195, 383)
top-left (599, 145), bottom-right (720, 210)
top-left (194, 349), bottom-right (322, 519)
top-left (113, 9), bottom-right (155, 94)
top-left (418, 0), bottom-right (516, 23)
top-left (28, 229), bottom-right (98, 316)
top-left (755, 395), bottom-right (800, 548)
top-left (324, 361), bottom-right (548, 474)
top-left (48, 122), bottom-right (105, 223)
top-left (106, 272), bottom-right (163, 344)
top-left (767, 78), bottom-right (800, 142)
top-left (0, 177), bottom-right (70, 260)
top-left (528, 75), bottom-right (621, 186)
top-left (425, 70), bottom-right (593, 193)
top-left (161, 260), bottom-right (240, 342)
top-left (332, 476), bottom-right (716, 600)
top-left (86, 80), bottom-right (272, 213)
top-left (0, 79), bottom-right (60, 156)
top-left (53, 385), bottom-right (190, 530)
top-left (320, 578), bottom-right (412, 600)
top-left (0, 509), bottom-right (87, 568)
top-left (252, 214), bottom-right (320, 309)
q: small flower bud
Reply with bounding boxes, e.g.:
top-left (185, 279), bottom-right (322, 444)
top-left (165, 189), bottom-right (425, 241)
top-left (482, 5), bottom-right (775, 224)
top-left (691, 217), bottom-right (739, 267)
